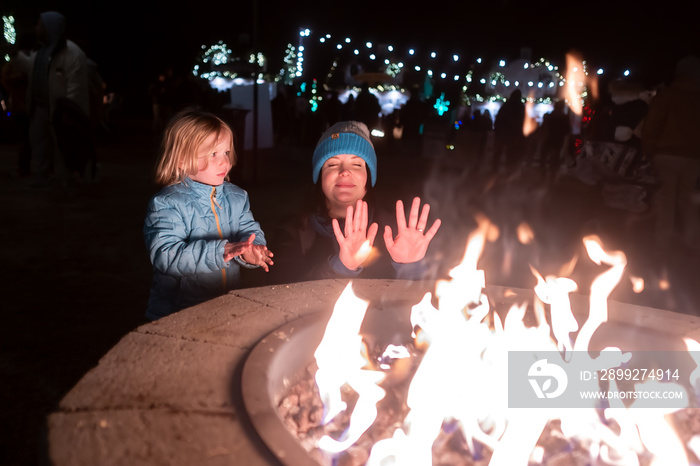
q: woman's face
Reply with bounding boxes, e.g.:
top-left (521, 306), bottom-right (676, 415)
top-left (320, 153), bottom-right (368, 215)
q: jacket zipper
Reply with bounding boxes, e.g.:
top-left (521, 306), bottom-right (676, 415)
top-left (210, 187), bottom-right (227, 291)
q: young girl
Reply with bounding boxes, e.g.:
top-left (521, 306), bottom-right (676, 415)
top-left (144, 109), bottom-right (273, 320)
top-left (267, 120), bottom-right (440, 284)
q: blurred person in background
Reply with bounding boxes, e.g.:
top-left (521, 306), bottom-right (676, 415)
top-left (14, 11), bottom-right (89, 188)
top-left (642, 55), bottom-right (700, 254)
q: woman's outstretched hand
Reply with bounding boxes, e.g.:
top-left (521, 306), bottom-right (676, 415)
top-left (332, 199), bottom-right (379, 271)
top-left (384, 197), bottom-right (441, 264)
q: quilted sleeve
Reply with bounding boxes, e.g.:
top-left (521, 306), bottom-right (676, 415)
top-left (144, 194), bottom-right (228, 276)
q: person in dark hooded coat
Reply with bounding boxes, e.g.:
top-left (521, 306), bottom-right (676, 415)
top-left (492, 89), bottom-right (526, 174)
top-left (15, 11), bottom-right (89, 186)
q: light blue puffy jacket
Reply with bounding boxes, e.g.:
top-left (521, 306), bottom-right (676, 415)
top-left (143, 178), bottom-right (266, 320)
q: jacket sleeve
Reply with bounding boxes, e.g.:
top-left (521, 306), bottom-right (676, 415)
top-left (144, 195), bottom-right (229, 276)
top-left (63, 43), bottom-right (90, 117)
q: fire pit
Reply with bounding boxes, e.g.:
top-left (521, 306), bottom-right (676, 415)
top-left (47, 232), bottom-right (700, 465)
top-left (241, 232), bottom-right (700, 466)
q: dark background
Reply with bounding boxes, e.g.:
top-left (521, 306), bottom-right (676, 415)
top-left (2, 0), bottom-right (699, 116)
top-left (1, 1), bottom-right (699, 465)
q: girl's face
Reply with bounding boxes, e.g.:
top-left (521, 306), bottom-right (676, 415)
top-left (190, 132), bottom-right (232, 186)
top-left (321, 153), bottom-right (368, 213)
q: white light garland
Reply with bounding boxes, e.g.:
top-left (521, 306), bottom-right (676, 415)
top-left (3, 15), bottom-right (16, 45)
top-left (190, 26), bottom-right (635, 117)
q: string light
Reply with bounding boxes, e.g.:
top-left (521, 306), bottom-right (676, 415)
top-left (281, 43), bottom-right (297, 84)
top-left (189, 26), bottom-right (631, 123)
top-left (3, 15), bottom-right (16, 45)
top-left (434, 92), bottom-right (450, 116)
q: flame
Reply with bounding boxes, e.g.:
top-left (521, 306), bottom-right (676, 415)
top-left (531, 266), bottom-right (578, 355)
top-left (355, 240), bottom-right (380, 267)
top-left (683, 337), bottom-right (700, 389)
top-left (574, 235), bottom-right (626, 352)
top-left (516, 222), bottom-right (534, 244)
top-left (313, 282), bottom-right (386, 452)
top-left (630, 275), bottom-right (645, 293)
top-left (358, 239), bottom-right (372, 259)
top-left (522, 92), bottom-right (538, 137)
top-left (312, 219), bottom-right (692, 465)
top-left (564, 52), bottom-right (585, 116)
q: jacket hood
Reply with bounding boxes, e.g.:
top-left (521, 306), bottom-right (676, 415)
top-left (39, 11), bottom-right (66, 51)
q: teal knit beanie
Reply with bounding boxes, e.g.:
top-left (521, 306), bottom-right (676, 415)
top-left (312, 121), bottom-right (377, 186)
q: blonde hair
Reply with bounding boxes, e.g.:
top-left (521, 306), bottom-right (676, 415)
top-left (155, 109), bottom-right (236, 186)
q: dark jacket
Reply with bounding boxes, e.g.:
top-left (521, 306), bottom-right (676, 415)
top-left (267, 206), bottom-right (427, 285)
top-left (642, 65), bottom-right (700, 160)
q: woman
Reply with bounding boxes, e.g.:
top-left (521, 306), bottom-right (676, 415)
top-left (267, 121), bottom-right (440, 284)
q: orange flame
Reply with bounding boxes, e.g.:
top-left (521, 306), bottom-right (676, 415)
top-left (314, 282), bottom-right (386, 453)
top-left (630, 275), bottom-right (645, 293)
top-left (565, 52), bottom-right (585, 116)
top-left (517, 222), bottom-right (534, 244)
top-left (522, 92), bottom-right (538, 137)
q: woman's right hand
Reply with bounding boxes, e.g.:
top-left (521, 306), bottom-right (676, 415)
top-left (332, 199), bottom-right (379, 271)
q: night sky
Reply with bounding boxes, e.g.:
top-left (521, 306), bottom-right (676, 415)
top-left (2, 0), bottom-right (698, 112)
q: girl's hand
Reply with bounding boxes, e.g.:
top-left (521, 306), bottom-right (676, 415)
top-left (384, 197), bottom-right (441, 264)
top-left (332, 199), bottom-right (379, 271)
top-left (241, 243), bottom-right (275, 272)
top-left (224, 234), bottom-right (255, 262)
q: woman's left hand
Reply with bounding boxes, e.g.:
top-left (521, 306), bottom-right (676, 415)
top-left (384, 197), bottom-right (441, 263)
